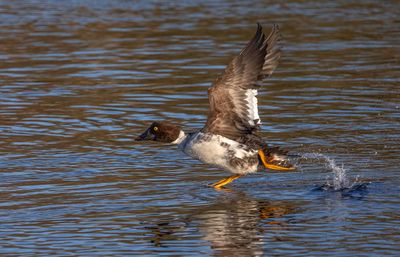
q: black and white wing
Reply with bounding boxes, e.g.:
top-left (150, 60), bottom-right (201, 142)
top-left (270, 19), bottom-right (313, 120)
top-left (202, 23), bottom-right (282, 140)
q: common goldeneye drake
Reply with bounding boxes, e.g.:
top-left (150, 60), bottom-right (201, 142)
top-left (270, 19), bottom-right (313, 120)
top-left (136, 23), bottom-right (295, 189)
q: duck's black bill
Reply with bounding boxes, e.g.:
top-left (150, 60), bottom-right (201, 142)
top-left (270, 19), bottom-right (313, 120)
top-left (135, 128), bottom-right (154, 141)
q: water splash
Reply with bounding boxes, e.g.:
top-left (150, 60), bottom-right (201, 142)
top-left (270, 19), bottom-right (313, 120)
top-left (301, 153), bottom-right (352, 190)
top-left (300, 152), bottom-right (369, 197)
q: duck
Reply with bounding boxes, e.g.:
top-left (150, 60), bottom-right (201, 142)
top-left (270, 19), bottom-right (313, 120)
top-left (136, 23), bottom-right (295, 189)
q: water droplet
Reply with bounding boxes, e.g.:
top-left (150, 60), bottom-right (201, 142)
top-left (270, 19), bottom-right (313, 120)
top-left (301, 153), bottom-right (351, 190)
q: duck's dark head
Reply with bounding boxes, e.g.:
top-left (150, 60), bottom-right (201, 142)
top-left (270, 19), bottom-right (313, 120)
top-left (136, 121), bottom-right (184, 144)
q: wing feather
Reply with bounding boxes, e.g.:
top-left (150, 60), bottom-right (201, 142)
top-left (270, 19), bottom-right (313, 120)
top-left (202, 23), bottom-right (282, 140)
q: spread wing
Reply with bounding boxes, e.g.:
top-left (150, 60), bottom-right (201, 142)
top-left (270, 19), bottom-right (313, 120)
top-left (202, 23), bottom-right (282, 140)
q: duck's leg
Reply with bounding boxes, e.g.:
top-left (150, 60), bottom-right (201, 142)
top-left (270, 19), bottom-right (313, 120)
top-left (258, 149), bottom-right (294, 171)
top-left (211, 174), bottom-right (242, 189)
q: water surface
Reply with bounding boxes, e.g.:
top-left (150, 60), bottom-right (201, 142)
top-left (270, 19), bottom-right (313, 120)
top-left (0, 1), bottom-right (399, 256)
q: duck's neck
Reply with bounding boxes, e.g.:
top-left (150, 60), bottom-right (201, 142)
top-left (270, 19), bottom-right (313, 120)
top-left (171, 130), bottom-right (187, 145)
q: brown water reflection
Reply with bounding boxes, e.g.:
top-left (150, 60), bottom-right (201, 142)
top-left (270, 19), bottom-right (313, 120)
top-left (0, 0), bottom-right (399, 256)
top-left (196, 192), bottom-right (296, 257)
top-left (144, 191), bottom-right (298, 257)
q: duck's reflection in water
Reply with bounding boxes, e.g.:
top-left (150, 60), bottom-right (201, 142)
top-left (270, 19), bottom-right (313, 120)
top-left (145, 190), bottom-right (298, 256)
top-left (196, 190), bottom-right (297, 256)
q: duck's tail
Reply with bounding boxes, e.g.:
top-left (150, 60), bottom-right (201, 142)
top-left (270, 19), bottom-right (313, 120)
top-left (258, 147), bottom-right (296, 171)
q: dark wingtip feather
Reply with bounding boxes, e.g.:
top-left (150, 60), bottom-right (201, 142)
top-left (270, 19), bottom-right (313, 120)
top-left (240, 22), bottom-right (264, 56)
top-left (256, 22), bottom-right (262, 31)
top-left (258, 23), bottom-right (282, 79)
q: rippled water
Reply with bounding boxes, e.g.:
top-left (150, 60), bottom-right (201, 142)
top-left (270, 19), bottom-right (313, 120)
top-left (1, 1), bottom-right (399, 256)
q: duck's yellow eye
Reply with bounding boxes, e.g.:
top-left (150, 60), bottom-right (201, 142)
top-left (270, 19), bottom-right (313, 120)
top-left (153, 126), bottom-right (158, 131)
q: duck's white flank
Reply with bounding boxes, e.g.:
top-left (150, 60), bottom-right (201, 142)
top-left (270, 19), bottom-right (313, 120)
top-left (178, 132), bottom-right (259, 175)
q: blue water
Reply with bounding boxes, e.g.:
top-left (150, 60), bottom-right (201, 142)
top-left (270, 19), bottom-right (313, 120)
top-left (0, 0), bottom-right (399, 256)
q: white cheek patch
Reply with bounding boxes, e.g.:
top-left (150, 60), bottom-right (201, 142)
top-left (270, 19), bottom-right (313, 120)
top-left (245, 89), bottom-right (261, 126)
top-left (171, 130), bottom-right (186, 144)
